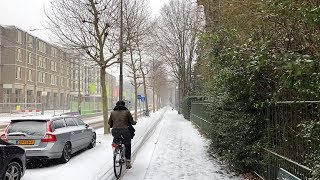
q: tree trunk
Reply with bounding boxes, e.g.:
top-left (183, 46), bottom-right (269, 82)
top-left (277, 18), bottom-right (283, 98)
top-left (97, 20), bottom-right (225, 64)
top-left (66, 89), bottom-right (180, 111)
top-left (141, 69), bottom-right (148, 114)
top-left (152, 86), bottom-right (155, 113)
top-left (179, 79), bottom-right (182, 114)
top-left (129, 47), bottom-right (138, 121)
top-left (156, 94), bottom-right (159, 111)
top-left (100, 67), bottom-right (109, 134)
top-left (134, 78), bottom-right (138, 120)
top-left (137, 47), bottom-right (149, 115)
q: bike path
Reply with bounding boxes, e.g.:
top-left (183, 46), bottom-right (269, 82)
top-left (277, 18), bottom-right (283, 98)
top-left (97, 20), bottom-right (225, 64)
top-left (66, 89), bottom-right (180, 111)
top-left (123, 109), bottom-right (241, 180)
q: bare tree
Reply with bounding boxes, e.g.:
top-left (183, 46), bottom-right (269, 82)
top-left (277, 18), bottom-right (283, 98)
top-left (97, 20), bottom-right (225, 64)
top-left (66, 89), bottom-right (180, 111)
top-left (46, 0), bottom-right (124, 134)
top-left (122, 0), bottom-right (151, 120)
top-left (152, 0), bottom-right (203, 113)
top-left (148, 58), bottom-right (167, 112)
top-left (137, 45), bottom-right (150, 115)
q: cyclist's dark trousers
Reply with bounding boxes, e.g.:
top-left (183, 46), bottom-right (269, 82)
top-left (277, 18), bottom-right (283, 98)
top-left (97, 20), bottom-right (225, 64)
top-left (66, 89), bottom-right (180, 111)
top-left (112, 128), bottom-right (132, 160)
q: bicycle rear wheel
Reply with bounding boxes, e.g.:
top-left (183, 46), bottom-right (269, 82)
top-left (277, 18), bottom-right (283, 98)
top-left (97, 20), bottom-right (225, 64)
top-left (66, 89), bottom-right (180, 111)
top-left (113, 147), bottom-right (123, 179)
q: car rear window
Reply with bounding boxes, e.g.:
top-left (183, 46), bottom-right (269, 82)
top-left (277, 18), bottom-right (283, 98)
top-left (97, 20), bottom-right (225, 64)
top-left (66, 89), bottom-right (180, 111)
top-left (7, 120), bottom-right (47, 136)
top-left (75, 118), bottom-right (85, 126)
top-left (65, 118), bottom-right (77, 127)
top-left (52, 119), bottom-right (66, 130)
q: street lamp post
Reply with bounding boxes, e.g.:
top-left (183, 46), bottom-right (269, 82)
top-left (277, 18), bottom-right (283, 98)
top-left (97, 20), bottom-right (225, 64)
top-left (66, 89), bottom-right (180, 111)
top-left (77, 57), bottom-right (81, 114)
top-left (24, 31), bottom-right (28, 108)
top-left (119, 0), bottom-right (124, 101)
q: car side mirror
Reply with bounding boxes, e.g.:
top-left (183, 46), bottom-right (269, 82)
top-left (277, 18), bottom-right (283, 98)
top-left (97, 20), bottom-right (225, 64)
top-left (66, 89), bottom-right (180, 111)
top-left (85, 124), bottom-right (89, 128)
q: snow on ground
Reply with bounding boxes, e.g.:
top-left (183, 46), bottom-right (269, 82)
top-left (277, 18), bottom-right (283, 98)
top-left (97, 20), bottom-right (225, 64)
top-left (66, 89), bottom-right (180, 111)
top-left (123, 109), bottom-right (241, 180)
top-left (20, 108), bottom-right (240, 180)
top-left (21, 109), bottom-right (166, 180)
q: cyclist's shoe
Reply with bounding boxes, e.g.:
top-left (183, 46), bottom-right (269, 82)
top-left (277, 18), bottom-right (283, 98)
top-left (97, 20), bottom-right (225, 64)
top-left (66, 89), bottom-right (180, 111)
top-left (126, 160), bottom-right (132, 169)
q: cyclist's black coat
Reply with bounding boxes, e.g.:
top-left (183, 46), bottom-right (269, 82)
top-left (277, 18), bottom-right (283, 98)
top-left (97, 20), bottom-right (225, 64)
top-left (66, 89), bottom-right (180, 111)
top-left (108, 105), bottom-right (136, 128)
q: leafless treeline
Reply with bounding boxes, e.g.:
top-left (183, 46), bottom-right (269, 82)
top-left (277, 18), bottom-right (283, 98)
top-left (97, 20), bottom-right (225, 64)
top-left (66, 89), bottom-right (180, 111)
top-left (46, 0), bottom-right (203, 132)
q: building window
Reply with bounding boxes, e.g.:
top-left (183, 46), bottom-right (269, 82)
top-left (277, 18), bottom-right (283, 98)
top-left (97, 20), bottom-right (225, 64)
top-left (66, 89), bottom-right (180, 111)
top-left (43, 73), bottom-right (46, 83)
top-left (38, 56), bottom-right (42, 67)
top-left (16, 67), bottom-right (22, 79)
top-left (28, 70), bottom-right (33, 81)
top-left (16, 30), bottom-right (22, 43)
top-left (51, 61), bottom-right (57, 71)
top-left (51, 75), bottom-right (57, 85)
top-left (38, 72), bottom-right (46, 83)
top-left (15, 89), bottom-right (22, 103)
top-left (27, 35), bottom-right (33, 48)
top-left (61, 78), bottom-right (64, 87)
top-left (3, 89), bottom-right (11, 103)
top-left (43, 58), bottom-right (46, 68)
top-left (51, 47), bottom-right (58, 57)
top-left (16, 49), bottom-right (22, 62)
top-left (51, 61), bottom-right (54, 71)
top-left (38, 40), bottom-right (46, 53)
top-left (37, 56), bottom-right (46, 68)
top-left (38, 71), bottom-right (42, 83)
top-left (28, 52), bottom-right (32, 64)
top-left (67, 65), bottom-right (70, 76)
top-left (51, 75), bottom-right (54, 85)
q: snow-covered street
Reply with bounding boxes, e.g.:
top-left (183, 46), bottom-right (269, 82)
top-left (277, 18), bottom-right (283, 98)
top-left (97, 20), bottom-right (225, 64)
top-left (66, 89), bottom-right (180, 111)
top-left (20, 108), bottom-right (240, 180)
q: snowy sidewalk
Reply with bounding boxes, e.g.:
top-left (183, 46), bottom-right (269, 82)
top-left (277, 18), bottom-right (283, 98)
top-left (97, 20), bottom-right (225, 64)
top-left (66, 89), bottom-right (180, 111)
top-left (124, 109), bottom-right (240, 180)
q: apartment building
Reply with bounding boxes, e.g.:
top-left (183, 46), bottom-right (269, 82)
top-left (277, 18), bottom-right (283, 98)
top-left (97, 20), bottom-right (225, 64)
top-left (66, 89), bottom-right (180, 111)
top-left (0, 25), bottom-right (71, 110)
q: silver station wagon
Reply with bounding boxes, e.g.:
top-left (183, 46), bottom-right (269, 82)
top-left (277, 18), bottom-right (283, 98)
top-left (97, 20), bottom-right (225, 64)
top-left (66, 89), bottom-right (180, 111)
top-left (0, 115), bottom-right (96, 163)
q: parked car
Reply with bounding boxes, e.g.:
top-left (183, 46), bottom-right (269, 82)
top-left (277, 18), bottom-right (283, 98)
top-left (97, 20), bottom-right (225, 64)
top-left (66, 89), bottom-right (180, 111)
top-left (0, 115), bottom-right (96, 163)
top-left (0, 139), bottom-right (26, 180)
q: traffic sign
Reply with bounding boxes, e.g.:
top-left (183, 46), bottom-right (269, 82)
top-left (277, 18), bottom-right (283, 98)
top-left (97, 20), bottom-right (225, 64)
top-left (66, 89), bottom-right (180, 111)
top-left (137, 95), bottom-right (142, 100)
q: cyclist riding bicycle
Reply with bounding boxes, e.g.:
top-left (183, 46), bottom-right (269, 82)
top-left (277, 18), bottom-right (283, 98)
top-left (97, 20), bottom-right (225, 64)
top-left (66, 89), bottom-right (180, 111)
top-left (108, 100), bottom-right (137, 169)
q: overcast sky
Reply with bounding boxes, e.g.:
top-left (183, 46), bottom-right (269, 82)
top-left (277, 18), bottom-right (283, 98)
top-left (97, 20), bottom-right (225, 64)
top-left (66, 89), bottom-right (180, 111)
top-left (0, 0), bottom-right (171, 78)
top-left (0, 0), bottom-right (169, 42)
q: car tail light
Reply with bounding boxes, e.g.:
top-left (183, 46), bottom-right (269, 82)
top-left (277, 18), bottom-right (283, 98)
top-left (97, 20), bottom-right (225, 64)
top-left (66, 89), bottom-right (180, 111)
top-left (41, 133), bottom-right (57, 142)
top-left (41, 121), bottom-right (56, 142)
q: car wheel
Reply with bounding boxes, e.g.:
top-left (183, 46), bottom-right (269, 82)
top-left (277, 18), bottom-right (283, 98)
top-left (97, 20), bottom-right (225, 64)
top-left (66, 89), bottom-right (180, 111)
top-left (88, 133), bottom-right (96, 149)
top-left (60, 142), bottom-right (72, 163)
top-left (3, 162), bottom-right (22, 180)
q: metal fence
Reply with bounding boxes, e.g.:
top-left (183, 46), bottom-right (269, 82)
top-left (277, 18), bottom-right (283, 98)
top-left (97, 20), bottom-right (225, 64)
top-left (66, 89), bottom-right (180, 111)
top-left (255, 102), bottom-right (316, 179)
top-left (190, 101), bottom-right (213, 135)
top-left (69, 96), bottom-right (103, 115)
top-left (189, 101), bottom-right (316, 180)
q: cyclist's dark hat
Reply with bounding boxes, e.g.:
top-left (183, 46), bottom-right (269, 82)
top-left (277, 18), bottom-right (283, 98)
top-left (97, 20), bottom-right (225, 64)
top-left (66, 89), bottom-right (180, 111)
top-left (116, 100), bottom-right (125, 106)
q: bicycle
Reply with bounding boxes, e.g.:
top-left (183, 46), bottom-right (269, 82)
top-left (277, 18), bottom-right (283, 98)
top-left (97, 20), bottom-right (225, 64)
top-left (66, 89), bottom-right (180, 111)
top-left (112, 136), bottom-right (126, 179)
top-left (143, 110), bottom-right (150, 117)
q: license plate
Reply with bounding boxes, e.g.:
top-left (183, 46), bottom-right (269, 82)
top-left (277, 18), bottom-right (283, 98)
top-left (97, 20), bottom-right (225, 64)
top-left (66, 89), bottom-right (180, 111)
top-left (17, 140), bottom-right (35, 145)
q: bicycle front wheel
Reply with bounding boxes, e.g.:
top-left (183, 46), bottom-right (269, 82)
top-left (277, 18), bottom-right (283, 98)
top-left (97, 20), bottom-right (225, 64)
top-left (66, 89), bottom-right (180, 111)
top-left (113, 148), bottom-right (123, 179)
